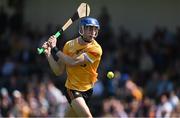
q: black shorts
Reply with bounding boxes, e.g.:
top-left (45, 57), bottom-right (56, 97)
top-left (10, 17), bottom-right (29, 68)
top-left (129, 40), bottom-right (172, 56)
top-left (64, 88), bottom-right (93, 105)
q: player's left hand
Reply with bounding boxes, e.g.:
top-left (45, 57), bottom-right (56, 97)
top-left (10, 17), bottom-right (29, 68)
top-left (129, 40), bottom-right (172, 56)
top-left (48, 35), bottom-right (57, 48)
top-left (42, 41), bottom-right (51, 56)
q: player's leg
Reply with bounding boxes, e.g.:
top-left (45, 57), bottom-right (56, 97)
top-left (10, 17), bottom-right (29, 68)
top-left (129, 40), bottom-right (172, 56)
top-left (71, 97), bottom-right (92, 117)
top-left (64, 104), bottom-right (78, 117)
top-left (64, 88), bottom-right (93, 117)
top-left (64, 88), bottom-right (78, 117)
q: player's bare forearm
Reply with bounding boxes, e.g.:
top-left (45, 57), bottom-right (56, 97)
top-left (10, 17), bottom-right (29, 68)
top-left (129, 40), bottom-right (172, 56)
top-left (46, 55), bottom-right (64, 76)
top-left (57, 59), bottom-right (65, 73)
top-left (56, 51), bottom-right (85, 66)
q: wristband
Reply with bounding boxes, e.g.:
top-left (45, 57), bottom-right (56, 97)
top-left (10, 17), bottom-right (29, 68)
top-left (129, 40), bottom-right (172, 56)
top-left (51, 47), bottom-right (59, 61)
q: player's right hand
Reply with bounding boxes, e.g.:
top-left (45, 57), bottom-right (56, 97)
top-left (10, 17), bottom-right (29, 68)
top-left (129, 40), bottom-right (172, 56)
top-left (42, 41), bottom-right (51, 56)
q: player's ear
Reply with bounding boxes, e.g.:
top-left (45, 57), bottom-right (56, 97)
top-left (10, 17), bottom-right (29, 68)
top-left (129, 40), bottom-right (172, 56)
top-left (94, 29), bottom-right (99, 38)
top-left (79, 26), bottom-right (84, 35)
top-left (95, 31), bottom-right (99, 37)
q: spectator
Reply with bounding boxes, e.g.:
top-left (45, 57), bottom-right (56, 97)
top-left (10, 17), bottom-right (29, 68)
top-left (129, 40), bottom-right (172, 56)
top-left (0, 88), bottom-right (12, 117)
top-left (46, 79), bottom-right (67, 117)
top-left (156, 93), bottom-right (173, 117)
top-left (101, 97), bottom-right (128, 117)
top-left (157, 73), bottom-right (173, 96)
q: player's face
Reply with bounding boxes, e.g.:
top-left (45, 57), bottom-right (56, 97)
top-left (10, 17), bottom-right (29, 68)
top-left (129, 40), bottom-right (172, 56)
top-left (83, 26), bottom-right (99, 40)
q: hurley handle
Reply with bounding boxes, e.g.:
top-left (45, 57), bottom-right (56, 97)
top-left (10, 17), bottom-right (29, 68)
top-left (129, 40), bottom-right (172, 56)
top-left (37, 30), bottom-right (62, 55)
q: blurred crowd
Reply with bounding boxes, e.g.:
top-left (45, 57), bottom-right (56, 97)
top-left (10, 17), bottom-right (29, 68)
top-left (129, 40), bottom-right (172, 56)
top-left (0, 1), bottom-right (180, 117)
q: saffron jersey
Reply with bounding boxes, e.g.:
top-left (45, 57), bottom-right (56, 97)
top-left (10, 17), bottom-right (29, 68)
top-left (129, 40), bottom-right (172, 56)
top-left (63, 37), bottom-right (102, 91)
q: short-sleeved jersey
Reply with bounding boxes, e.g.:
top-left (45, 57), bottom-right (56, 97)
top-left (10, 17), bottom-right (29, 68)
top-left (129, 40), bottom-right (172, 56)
top-left (63, 37), bottom-right (102, 91)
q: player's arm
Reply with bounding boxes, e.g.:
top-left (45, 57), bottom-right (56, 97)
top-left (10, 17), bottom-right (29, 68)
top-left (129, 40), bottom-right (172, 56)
top-left (56, 51), bottom-right (91, 66)
top-left (48, 35), bottom-right (91, 66)
top-left (42, 41), bottom-right (65, 76)
top-left (48, 35), bottom-right (101, 66)
top-left (46, 55), bottom-right (65, 75)
top-left (55, 45), bottom-right (102, 66)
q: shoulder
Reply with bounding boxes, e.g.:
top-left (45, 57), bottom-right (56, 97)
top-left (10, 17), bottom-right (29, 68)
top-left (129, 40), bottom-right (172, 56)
top-left (92, 40), bottom-right (102, 53)
top-left (63, 38), bottom-right (77, 53)
top-left (93, 39), bottom-right (102, 47)
top-left (65, 38), bottom-right (76, 46)
top-left (87, 40), bottom-right (102, 56)
top-left (64, 38), bottom-right (78, 48)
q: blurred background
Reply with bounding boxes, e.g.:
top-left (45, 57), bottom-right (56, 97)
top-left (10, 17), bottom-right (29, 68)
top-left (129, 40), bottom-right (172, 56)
top-left (0, 0), bottom-right (180, 117)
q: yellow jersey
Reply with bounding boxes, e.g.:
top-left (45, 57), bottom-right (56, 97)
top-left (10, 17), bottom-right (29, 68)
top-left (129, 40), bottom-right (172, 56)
top-left (63, 37), bottom-right (102, 91)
